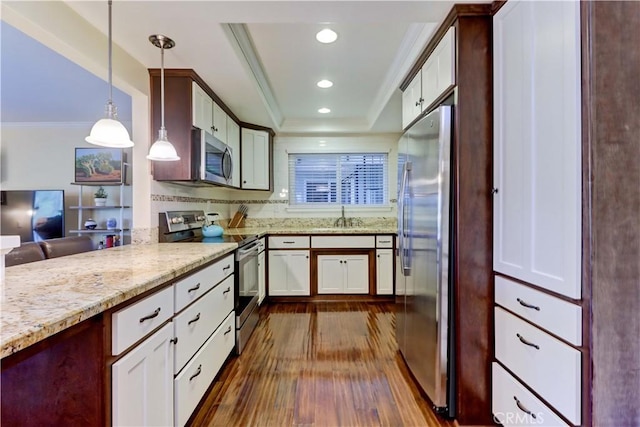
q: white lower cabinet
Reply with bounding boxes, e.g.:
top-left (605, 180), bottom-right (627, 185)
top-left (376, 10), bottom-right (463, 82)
top-left (376, 249), bottom-right (393, 295)
top-left (112, 253), bottom-right (238, 427)
top-left (317, 254), bottom-right (368, 294)
top-left (112, 322), bottom-right (174, 427)
top-left (268, 250), bottom-right (310, 296)
top-left (492, 363), bottom-right (569, 426)
top-left (495, 307), bottom-right (581, 425)
top-left (174, 312), bottom-right (235, 426)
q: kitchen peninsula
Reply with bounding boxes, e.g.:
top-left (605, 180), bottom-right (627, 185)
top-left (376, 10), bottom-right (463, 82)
top-left (1, 242), bottom-right (236, 425)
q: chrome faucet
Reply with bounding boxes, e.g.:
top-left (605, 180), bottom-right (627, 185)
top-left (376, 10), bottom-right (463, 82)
top-left (334, 205), bottom-right (348, 228)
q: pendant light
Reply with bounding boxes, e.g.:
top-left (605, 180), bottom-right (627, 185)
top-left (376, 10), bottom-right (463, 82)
top-left (147, 34), bottom-right (180, 161)
top-left (85, 0), bottom-right (134, 148)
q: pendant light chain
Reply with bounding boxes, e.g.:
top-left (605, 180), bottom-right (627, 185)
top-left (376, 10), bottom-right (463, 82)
top-left (108, 0), bottom-right (113, 107)
top-left (160, 42), bottom-right (165, 130)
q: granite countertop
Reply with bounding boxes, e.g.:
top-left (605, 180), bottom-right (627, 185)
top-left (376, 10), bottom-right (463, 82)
top-left (0, 242), bottom-right (236, 359)
top-left (224, 226), bottom-right (397, 238)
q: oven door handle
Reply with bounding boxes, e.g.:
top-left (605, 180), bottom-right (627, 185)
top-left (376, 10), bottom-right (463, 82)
top-left (237, 242), bottom-right (260, 260)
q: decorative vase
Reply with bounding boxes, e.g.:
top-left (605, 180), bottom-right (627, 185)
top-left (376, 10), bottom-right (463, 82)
top-left (94, 198), bottom-right (107, 207)
top-left (106, 217), bottom-right (117, 230)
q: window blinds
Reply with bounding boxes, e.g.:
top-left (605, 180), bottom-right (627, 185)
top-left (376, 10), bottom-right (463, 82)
top-left (288, 153), bottom-right (388, 206)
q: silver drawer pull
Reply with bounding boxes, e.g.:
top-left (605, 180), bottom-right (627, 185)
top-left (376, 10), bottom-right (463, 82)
top-left (282, 241), bottom-right (295, 244)
top-left (188, 313), bottom-right (201, 325)
top-left (516, 333), bottom-right (540, 350)
top-left (517, 298), bottom-right (540, 311)
top-left (223, 287), bottom-right (231, 295)
top-left (514, 396), bottom-right (536, 419)
top-left (139, 308), bottom-right (161, 323)
top-left (223, 264), bottom-right (231, 271)
top-left (379, 240), bottom-right (391, 243)
top-left (224, 326), bottom-right (232, 335)
top-left (189, 365), bottom-right (202, 381)
top-left (187, 283), bottom-right (201, 293)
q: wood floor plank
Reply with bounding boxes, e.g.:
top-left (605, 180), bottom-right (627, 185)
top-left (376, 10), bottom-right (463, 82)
top-left (189, 301), bottom-right (456, 427)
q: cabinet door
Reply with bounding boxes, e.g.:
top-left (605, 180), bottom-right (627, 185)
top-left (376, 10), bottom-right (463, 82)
top-left (112, 322), bottom-right (174, 426)
top-left (213, 102), bottom-right (228, 143)
top-left (376, 249), bottom-right (394, 295)
top-left (402, 71), bottom-right (422, 129)
top-left (287, 251), bottom-right (310, 295)
top-left (421, 55), bottom-right (438, 111)
top-left (192, 82), bottom-right (213, 136)
top-left (227, 119), bottom-right (241, 188)
top-left (435, 27), bottom-right (456, 97)
top-left (268, 250), bottom-right (310, 296)
top-left (493, 0), bottom-right (581, 298)
top-left (241, 128), bottom-right (270, 190)
top-left (317, 255), bottom-right (344, 294)
top-left (258, 250), bottom-right (266, 304)
top-left (343, 254), bottom-right (369, 294)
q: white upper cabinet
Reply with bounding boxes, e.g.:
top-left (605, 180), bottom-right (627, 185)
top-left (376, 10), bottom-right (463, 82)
top-left (192, 82), bottom-right (213, 136)
top-left (241, 128), bottom-right (270, 190)
top-left (213, 102), bottom-right (228, 144)
top-left (422, 27), bottom-right (455, 110)
top-left (226, 119), bottom-right (240, 188)
top-left (493, 0), bottom-right (581, 299)
top-left (402, 71), bottom-right (423, 129)
top-left (402, 27), bottom-right (456, 130)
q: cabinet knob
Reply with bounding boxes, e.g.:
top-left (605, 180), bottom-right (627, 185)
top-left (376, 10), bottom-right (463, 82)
top-left (491, 188), bottom-right (499, 195)
top-left (170, 337), bottom-right (178, 345)
top-left (377, 254), bottom-right (380, 258)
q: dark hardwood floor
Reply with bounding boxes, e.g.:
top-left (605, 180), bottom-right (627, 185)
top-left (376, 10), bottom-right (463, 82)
top-left (189, 301), bottom-right (457, 427)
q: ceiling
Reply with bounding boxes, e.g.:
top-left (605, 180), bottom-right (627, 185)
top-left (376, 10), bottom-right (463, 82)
top-left (5, 1), bottom-right (487, 135)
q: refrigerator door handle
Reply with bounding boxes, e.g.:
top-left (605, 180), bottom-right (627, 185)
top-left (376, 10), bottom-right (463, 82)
top-left (400, 161), bottom-right (411, 276)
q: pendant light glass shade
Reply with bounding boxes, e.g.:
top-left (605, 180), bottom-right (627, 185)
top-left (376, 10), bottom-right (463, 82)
top-left (147, 34), bottom-right (180, 161)
top-left (86, 1), bottom-right (133, 148)
top-left (147, 129), bottom-right (180, 161)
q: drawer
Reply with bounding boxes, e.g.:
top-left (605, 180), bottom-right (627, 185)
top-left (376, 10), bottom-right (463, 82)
top-left (175, 253), bottom-right (234, 313)
top-left (311, 235), bottom-right (375, 248)
top-left (174, 311), bottom-right (235, 427)
top-left (376, 235), bottom-right (394, 248)
top-left (492, 363), bottom-right (569, 426)
top-left (173, 274), bottom-right (234, 374)
top-left (495, 276), bottom-right (582, 346)
top-left (269, 236), bottom-right (309, 249)
top-left (495, 307), bottom-right (581, 425)
top-left (112, 285), bottom-right (174, 356)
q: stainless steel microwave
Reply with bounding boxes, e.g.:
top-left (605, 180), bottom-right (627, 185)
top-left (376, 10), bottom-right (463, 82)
top-left (199, 130), bottom-right (232, 185)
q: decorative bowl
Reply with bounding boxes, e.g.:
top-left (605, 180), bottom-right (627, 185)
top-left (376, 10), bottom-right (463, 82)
top-left (84, 219), bottom-right (97, 230)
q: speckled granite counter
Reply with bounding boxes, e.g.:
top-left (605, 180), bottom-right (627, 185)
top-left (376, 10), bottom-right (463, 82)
top-left (224, 226), bottom-right (397, 238)
top-left (0, 242), bottom-right (236, 359)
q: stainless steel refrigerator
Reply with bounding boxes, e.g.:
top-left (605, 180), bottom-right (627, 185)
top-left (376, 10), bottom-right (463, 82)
top-left (396, 105), bottom-right (455, 417)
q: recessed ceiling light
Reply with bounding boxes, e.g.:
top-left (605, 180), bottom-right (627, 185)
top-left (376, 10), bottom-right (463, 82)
top-left (317, 80), bottom-right (333, 88)
top-left (318, 108), bottom-right (331, 114)
top-left (316, 29), bottom-right (337, 44)
top-left (319, 140), bottom-right (327, 146)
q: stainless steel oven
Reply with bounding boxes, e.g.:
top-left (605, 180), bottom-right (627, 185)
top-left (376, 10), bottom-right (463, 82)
top-left (234, 240), bottom-right (260, 354)
top-left (159, 210), bottom-right (260, 354)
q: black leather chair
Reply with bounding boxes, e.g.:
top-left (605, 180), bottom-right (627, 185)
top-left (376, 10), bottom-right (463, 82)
top-left (4, 242), bottom-right (46, 267)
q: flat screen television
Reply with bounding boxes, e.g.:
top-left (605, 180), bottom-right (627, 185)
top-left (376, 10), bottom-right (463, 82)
top-left (1, 190), bottom-right (65, 242)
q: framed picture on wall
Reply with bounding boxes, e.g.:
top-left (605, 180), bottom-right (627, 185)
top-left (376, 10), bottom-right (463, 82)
top-left (74, 147), bottom-right (125, 183)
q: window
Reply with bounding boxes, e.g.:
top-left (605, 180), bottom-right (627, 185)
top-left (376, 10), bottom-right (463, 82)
top-left (289, 153), bottom-right (388, 206)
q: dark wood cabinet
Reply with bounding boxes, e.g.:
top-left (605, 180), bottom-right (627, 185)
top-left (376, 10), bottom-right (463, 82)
top-left (149, 69), bottom-right (241, 183)
top-left (400, 5), bottom-right (494, 425)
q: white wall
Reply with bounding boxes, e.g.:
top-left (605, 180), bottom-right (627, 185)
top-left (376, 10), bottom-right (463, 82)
top-left (227, 133), bottom-right (400, 222)
top-left (0, 124), bottom-right (133, 244)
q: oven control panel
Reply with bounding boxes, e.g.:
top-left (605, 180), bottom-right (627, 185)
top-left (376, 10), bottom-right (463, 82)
top-left (162, 210), bottom-right (207, 234)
